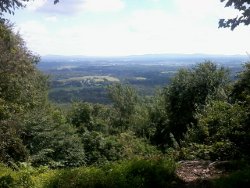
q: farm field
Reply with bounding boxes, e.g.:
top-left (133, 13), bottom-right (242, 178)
top-left (39, 54), bottom-right (247, 104)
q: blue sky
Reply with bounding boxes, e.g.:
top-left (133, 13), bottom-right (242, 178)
top-left (6, 0), bottom-right (250, 56)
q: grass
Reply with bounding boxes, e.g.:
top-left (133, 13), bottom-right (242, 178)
top-left (59, 76), bottom-right (120, 83)
top-left (135, 77), bottom-right (147, 80)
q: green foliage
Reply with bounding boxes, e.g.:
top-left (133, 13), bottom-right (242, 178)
top-left (182, 100), bottom-right (249, 160)
top-left (0, 163), bottom-right (15, 188)
top-left (0, 159), bottom-right (177, 188)
top-left (231, 62), bottom-right (250, 103)
top-left (213, 167), bottom-right (250, 188)
top-left (24, 108), bottom-right (85, 168)
top-left (82, 131), bottom-right (122, 165)
top-left (129, 101), bottom-right (154, 140)
top-left (56, 99), bottom-right (160, 166)
top-left (0, 120), bottom-right (28, 164)
top-left (0, 22), bottom-right (47, 112)
top-left (108, 84), bottom-right (139, 131)
top-left (116, 131), bottom-right (160, 160)
top-left (43, 158), bottom-right (177, 188)
top-left (0, 174), bottom-right (15, 188)
top-left (162, 62), bottom-right (229, 144)
top-left (104, 158), bottom-right (177, 188)
top-left (81, 131), bottom-right (160, 165)
top-left (148, 90), bottom-right (170, 149)
top-left (108, 84), bottom-right (155, 139)
top-left (0, 163), bottom-right (36, 188)
top-left (0, 21), bottom-right (48, 164)
top-left (68, 102), bottom-right (93, 128)
top-left (68, 102), bottom-right (111, 134)
top-left (46, 167), bottom-right (106, 188)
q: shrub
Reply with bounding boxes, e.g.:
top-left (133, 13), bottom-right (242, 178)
top-left (43, 158), bottom-right (177, 188)
top-left (213, 167), bottom-right (250, 188)
top-left (182, 100), bottom-right (249, 160)
top-left (45, 167), bottom-right (106, 188)
top-left (0, 175), bottom-right (15, 188)
top-left (0, 158), bottom-right (179, 188)
top-left (123, 158), bottom-right (177, 188)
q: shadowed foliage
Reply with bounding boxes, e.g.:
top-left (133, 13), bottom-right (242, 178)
top-left (219, 0), bottom-right (250, 30)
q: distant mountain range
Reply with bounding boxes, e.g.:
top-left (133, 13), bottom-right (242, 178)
top-left (41, 53), bottom-right (249, 62)
top-left (38, 53), bottom-right (249, 71)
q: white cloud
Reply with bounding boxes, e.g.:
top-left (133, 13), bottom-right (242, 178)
top-left (18, 21), bottom-right (48, 39)
top-left (16, 21), bottom-right (52, 55)
top-left (149, 0), bottom-right (161, 2)
top-left (174, 0), bottom-right (240, 25)
top-left (13, 0), bottom-right (250, 56)
top-left (34, 0), bottom-right (85, 14)
top-left (82, 0), bottom-right (125, 13)
top-left (26, 0), bottom-right (47, 11)
top-left (44, 16), bottom-right (58, 22)
top-left (27, 0), bottom-right (125, 14)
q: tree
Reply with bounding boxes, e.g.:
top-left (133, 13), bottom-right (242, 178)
top-left (230, 63), bottom-right (250, 155)
top-left (68, 102), bottom-right (111, 134)
top-left (219, 0), bottom-right (250, 30)
top-left (24, 108), bottom-right (86, 167)
top-left (0, 120), bottom-right (29, 163)
top-left (163, 62), bottom-right (229, 143)
top-left (183, 100), bottom-right (249, 160)
top-left (231, 63), bottom-right (250, 103)
top-left (108, 84), bottom-right (138, 131)
top-left (0, 21), bottom-right (47, 164)
top-left (0, 21), bottom-right (47, 116)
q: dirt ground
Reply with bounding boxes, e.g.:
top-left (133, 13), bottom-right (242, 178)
top-left (176, 160), bottom-right (230, 187)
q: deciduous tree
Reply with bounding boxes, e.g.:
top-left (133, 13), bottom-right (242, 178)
top-left (219, 0), bottom-right (250, 30)
top-left (0, 21), bottom-right (47, 115)
top-left (108, 84), bottom-right (138, 131)
top-left (163, 62), bottom-right (229, 143)
top-left (0, 20), bottom-right (47, 164)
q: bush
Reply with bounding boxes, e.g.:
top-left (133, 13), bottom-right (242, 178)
top-left (116, 131), bottom-right (161, 159)
top-left (213, 167), bottom-right (250, 188)
top-left (46, 167), bottom-right (106, 188)
top-left (123, 158), bottom-right (177, 188)
top-left (81, 131), bottom-right (161, 166)
top-left (0, 163), bottom-right (35, 188)
top-left (24, 108), bottom-right (86, 168)
top-left (46, 158), bottom-right (178, 188)
top-left (82, 131), bottom-right (122, 165)
top-left (0, 175), bottom-right (15, 188)
top-left (182, 100), bottom-right (249, 160)
top-left (0, 159), bottom-right (179, 188)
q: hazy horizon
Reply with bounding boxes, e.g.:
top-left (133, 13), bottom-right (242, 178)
top-left (41, 53), bottom-right (249, 58)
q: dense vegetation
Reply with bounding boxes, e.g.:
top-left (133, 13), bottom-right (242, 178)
top-left (1, 9), bottom-right (250, 188)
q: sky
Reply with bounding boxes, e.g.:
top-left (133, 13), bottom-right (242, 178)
top-left (5, 0), bottom-right (250, 56)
